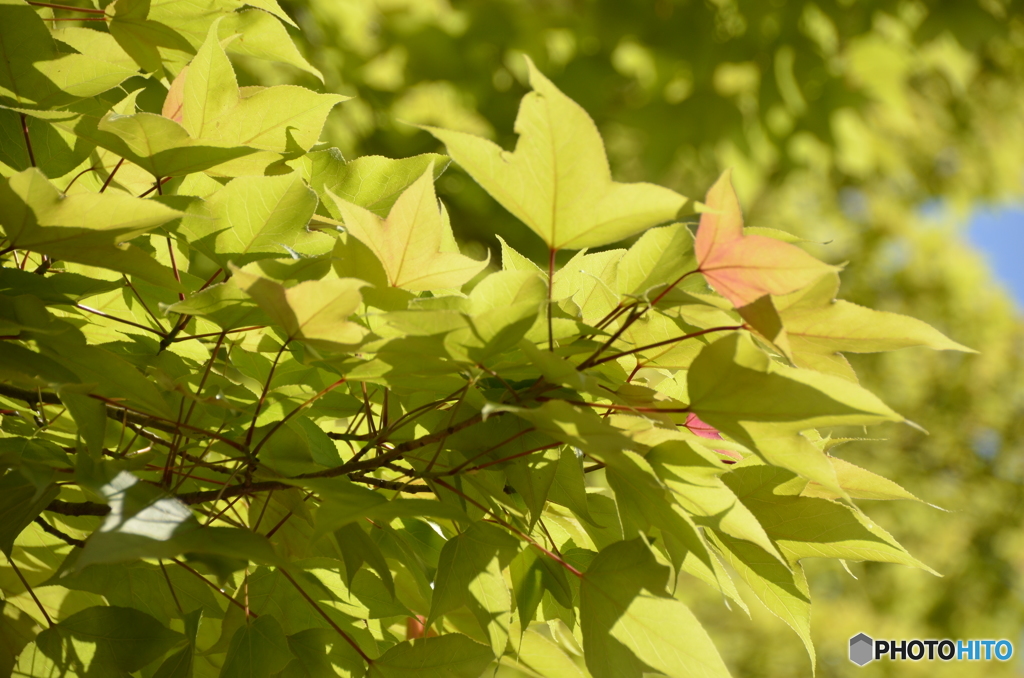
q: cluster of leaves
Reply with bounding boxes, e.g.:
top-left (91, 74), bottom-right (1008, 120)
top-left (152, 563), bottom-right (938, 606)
top-left (0, 1), bottom-right (974, 677)
top-left (282, 0), bottom-right (1024, 261)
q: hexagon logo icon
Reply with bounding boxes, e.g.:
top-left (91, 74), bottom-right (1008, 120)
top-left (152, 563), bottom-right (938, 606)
top-left (849, 633), bottom-right (874, 666)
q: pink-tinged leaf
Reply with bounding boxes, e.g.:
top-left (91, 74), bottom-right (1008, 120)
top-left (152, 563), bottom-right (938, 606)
top-left (684, 413), bottom-right (741, 462)
top-left (695, 171), bottom-right (837, 307)
top-left (683, 412), bottom-right (722, 441)
top-left (162, 65), bottom-right (186, 123)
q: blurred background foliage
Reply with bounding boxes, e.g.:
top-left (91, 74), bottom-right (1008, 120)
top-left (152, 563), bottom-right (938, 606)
top-left (244, 0), bottom-right (1024, 674)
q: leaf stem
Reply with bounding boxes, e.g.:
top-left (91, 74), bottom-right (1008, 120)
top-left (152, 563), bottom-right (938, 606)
top-left (172, 325), bottom-right (264, 343)
top-left (75, 303), bottom-right (166, 336)
top-left (19, 114), bottom-right (36, 168)
top-left (99, 157), bottom-right (124, 193)
top-left (166, 237), bottom-right (185, 301)
top-left (122, 275), bottom-right (168, 333)
top-left (245, 341), bottom-right (289, 449)
top-left (170, 558), bottom-right (259, 618)
top-left (6, 554), bottom-right (53, 626)
top-left (279, 568), bottom-right (373, 664)
top-left (432, 478), bottom-right (583, 578)
top-left (251, 377), bottom-right (347, 459)
top-left (158, 559), bottom-right (185, 615)
top-left (588, 324), bottom-right (744, 367)
top-left (26, 1), bottom-right (107, 13)
top-left (63, 166), bottom-right (97, 192)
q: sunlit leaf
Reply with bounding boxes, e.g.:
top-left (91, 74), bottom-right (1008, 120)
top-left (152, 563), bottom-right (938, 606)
top-left (695, 171), bottom-right (838, 307)
top-left (327, 165), bottom-right (487, 292)
top-left (425, 57), bottom-right (690, 250)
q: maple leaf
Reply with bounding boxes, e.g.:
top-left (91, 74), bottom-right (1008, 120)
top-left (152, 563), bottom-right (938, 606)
top-left (326, 163), bottom-right (488, 292)
top-left (695, 170), bottom-right (837, 307)
top-left (424, 57), bottom-right (690, 250)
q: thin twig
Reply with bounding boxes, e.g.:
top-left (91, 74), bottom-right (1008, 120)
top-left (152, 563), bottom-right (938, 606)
top-left (27, 1), bottom-right (106, 13)
top-left (159, 560), bottom-right (185, 615)
top-left (279, 568), bottom-right (372, 664)
top-left (588, 324), bottom-right (744, 367)
top-left (6, 554), bottom-right (53, 626)
top-left (99, 157), bottom-right (124, 193)
top-left (19, 114), bottom-right (36, 168)
top-left (75, 303), bottom-right (166, 336)
top-left (171, 558), bottom-right (258, 618)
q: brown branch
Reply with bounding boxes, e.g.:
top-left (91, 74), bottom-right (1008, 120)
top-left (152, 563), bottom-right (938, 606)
top-left (34, 516), bottom-right (85, 547)
top-left (588, 324), bottom-right (745, 368)
top-left (19, 114), bottom-right (36, 168)
top-left (44, 412), bottom-right (493, 517)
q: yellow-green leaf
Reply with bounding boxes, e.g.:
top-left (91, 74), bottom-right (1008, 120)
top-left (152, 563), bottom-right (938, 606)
top-left (425, 57), bottom-right (689, 250)
top-left (326, 165), bottom-right (487, 292)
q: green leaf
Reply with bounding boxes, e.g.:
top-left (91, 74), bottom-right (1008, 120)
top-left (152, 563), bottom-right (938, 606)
top-left (723, 463), bottom-right (937, 572)
top-left (647, 440), bottom-right (782, 561)
top-left (0, 267), bottom-right (121, 305)
top-left (231, 268), bottom-right (368, 348)
top-left (59, 387), bottom-right (108, 459)
top-left (617, 223), bottom-right (698, 299)
top-left (502, 400), bottom-right (638, 460)
top-left (55, 561), bottom-right (221, 621)
top-left (304, 150), bottom-right (449, 218)
top-left (108, 0), bottom-right (195, 74)
top-left (151, 608), bottom-right (202, 678)
top-left (179, 171), bottom-right (324, 268)
top-left (580, 539), bottom-right (731, 678)
top-left (0, 106), bottom-right (93, 176)
top-left (56, 605), bottom-right (187, 673)
top-left (76, 471), bottom-right (280, 569)
top-left (0, 469), bottom-right (59, 555)
top-left (444, 269), bottom-right (547, 362)
top-left (425, 57), bottom-right (689, 250)
top-left (92, 111), bottom-right (258, 177)
top-left (219, 10), bottom-right (322, 81)
top-left (602, 450), bottom-right (717, 575)
top-left (0, 168), bottom-right (184, 288)
top-left (165, 281), bottom-right (271, 330)
top-left (258, 417), bottom-right (341, 476)
top-left (309, 478), bottom-right (466, 540)
top-left (181, 23), bottom-right (344, 153)
top-left (428, 522), bottom-right (519, 655)
top-left (327, 164), bottom-right (487, 292)
top-left (334, 522), bottom-right (395, 598)
top-left (779, 297), bottom-right (974, 355)
top-left (552, 249), bottom-right (622, 324)
top-left (503, 445), bottom-right (560, 528)
top-left (800, 456), bottom-right (931, 504)
top-left (509, 545), bottom-right (574, 631)
top-left (695, 171), bottom-right (838, 308)
top-left (547, 447), bottom-right (597, 525)
top-left (0, 3), bottom-right (63, 107)
top-left (368, 634), bottom-right (494, 678)
top-left (687, 333), bottom-right (901, 428)
top-left (34, 53), bottom-right (138, 100)
top-left (709, 531), bottom-right (814, 668)
top-left (221, 614), bottom-right (293, 678)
